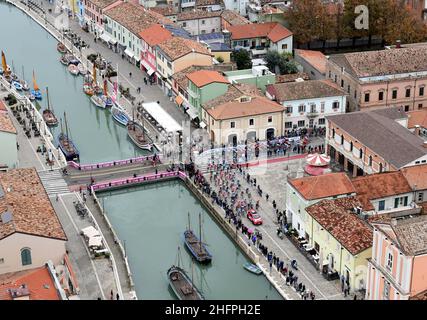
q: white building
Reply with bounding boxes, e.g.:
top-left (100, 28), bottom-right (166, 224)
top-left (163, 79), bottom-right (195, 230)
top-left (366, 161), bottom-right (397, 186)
top-left (265, 79), bottom-right (346, 131)
top-left (176, 10), bottom-right (222, 36)
top-left (0, 103), bottom-right (18, 170)
top-left (222, 0), bottom-right (250, 16)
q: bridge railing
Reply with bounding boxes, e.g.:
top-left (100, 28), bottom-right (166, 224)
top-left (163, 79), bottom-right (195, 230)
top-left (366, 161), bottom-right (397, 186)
top-left (68, 154), bottom-right (162, 171)
top-left (91, 170), bottom-right (185, 192)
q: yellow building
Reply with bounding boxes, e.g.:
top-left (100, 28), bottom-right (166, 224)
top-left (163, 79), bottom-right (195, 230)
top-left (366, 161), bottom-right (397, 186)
top-left (305, 197), bottom-right (373, 294)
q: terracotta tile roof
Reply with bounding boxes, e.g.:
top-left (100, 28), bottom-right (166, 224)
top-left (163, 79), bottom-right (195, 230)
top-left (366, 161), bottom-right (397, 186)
top-left (221, 9), bottom-right (251, 26)
top-left (227, 22), bottom-right (292, 42)
top-left (149, 5), bottom-right (178, 17)
top-left (139, 24), bottom-right (172, 47)
top-left (205, 96), bottom-right (284, 120)
top-left (329, 46), bottom-right (427, 78)
top-left (0, 266), bottom-right (60, 300)
top-left (401, 164), bottom-right (427, 191)
top-left (352, 171), bottom-right (413, 211)
top-left (202, 83), bottom-right (261, 109)
top-left (157, 37), bottom-right (212, 61)
top-left (177, 9), bottom-right (222, 21)
top-left (288, 172), bottom-right (356, 201)
top-left (407, 109), bottom-right (427, 129)
top-left (306, 197), bottom-right (373, 255)
top-left (0, 100), bottom-right (7, 112)
top-left (261, 4), bottom-right (283, 14)
top-left (275, 72), bottom-right (310, 83)
top-left (104, 2), bottom-right (172, 36)
top-left (267, 79), bottom-right (345, 102)
top-left (172, 65), bottom-right (214, 90)
top-left (386, 215), bottom-right (427, 255)
top-left (0, 111), bottom-right (17, 134)
top-left (295, 49), bottom-right (327, 74)
top-left (327, 108), bottom-right (427, 169)
top-left (0, 168), bottom-right (67, 241)
top-left (410, 289), bottom-right (427, 300)
top-left (88, 0), bottom-right (119, 9)
top-left (187, 70), bottom-right (229, 88)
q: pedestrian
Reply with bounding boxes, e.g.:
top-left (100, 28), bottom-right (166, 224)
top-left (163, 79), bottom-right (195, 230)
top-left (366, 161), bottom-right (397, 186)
top-left (116, 293), bottom-right (120, 300)
top-left (129, 72), bottom-right (132, 78)
top-left (110, 289), bottom-right (114, 300)
top-left (56, 194), bottom-right (59, 202)
top-left (266, 193), bottom-right (269, 201)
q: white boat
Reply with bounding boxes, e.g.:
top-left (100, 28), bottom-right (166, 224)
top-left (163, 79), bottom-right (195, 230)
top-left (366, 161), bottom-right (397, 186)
top-left (90, 94), bottom-right (105, 108)
top-left (19, 79), bottom-right (30, 91)
top-left (77, 63), bottom-right (87, 75)
top-left (111, 105), bottom-right (129, 126)
top-left (12, 81), bottom-right (22, 91)
top-left (68, 64), bottom-right (79, 76)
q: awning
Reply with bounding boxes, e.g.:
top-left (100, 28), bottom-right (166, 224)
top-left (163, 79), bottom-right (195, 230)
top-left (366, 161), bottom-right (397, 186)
top-left (99, 32), bottom-right (111, 43)
top-left (140, 59), bottom-right (155, 75)
top-left (81, 226), bottom-right (100, 238)
top-left (88, 236), bottom-right (103, 248)
top-left (124, 48), bottom-right (134, 59)
top-left (147, 68), bottom-right (155, 76)
top-left (199, 121), bottom-right (207, 129)
top-left (109, 38), bottom-right (117, 45)
top-left (134, 55), bottom-right (140, 62)
top-left (175, 95), bottom-right (184, 106)
top-left (186, 107), bottom-right (198, 120)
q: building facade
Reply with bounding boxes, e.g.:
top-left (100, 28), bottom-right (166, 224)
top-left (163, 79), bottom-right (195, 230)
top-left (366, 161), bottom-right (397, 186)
top-left (0, 104), bottom-right (18, 170)
top-left (224, 65), bottom-right (275, 93)
top-left (83, 0), bottom-right (122, 35)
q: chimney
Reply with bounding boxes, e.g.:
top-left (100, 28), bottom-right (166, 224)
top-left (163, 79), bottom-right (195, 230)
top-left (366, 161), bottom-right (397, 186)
top-left (396, 40), bottom-right (401, 48)
top-left (415, 125), bottom-right (421, 136)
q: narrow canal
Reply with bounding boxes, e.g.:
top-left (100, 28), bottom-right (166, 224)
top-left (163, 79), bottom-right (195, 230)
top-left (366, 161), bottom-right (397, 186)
top-left (98, 180), bottom-right (282, 300)
top-left (0, 2), bottom-right (148, 164)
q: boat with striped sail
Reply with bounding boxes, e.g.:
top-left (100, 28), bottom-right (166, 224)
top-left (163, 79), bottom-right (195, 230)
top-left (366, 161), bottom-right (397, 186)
top-left (31, 70), bottom-right (42, 100)
top-left (183, 212), bottom-right (212, 264)
top-left (58, 112), bottom-right (79, 162)
top-left (43, 87), bottom-right (58, 127)
top-left (167, 247), bottom-right (204, 301)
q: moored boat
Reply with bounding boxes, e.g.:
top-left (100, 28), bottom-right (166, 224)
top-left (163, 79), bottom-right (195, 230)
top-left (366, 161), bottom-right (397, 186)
top-left (31, 70), bottom-right (42, 100)
top-left (167, 265), bottom-right (204, 301)
top-left (68, 64), bottom-right (79, 76)
top-left (77, 63), bottom-right (87, 75)
top-left (19, 79), bottom-right (29, 91)
top-left (58, 112), bottom-right (79, 162)
top-left (28, 93), bottom-right (35, 101)
top-left (1, 52), bottom-right (11, 78)
top-left (68, 56), bottom-right (79, 66)
top-left (57, 42), bottom-right (67, 54)
top-left (42, 87), bottom-right (58, 127)
top-left (243, 262), bottom-right (262, 275)
top-left (83, 83), bottom-right (94, 96)
top-left (12, 81), bottom-right (22, 91)
top-left (127, 120), bottom-right (152, 150)
top-left (183, 212), bottom-right (212, 264)
top-left (90, 94), bottom-right (105, 108)
top-left (60, 54), bottom-right (70, 65)
top-left (111, 105), bottom-right (129, 126)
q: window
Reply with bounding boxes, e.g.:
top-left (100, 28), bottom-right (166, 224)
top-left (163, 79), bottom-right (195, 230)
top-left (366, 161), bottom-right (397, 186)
top-left (347, 85), bottom-right (350, 93)
top-left (379, 163), bottom-right (383, 173)
top-left (386, 252), bottom-right (393, 271)
top-left (249, 119), bottom-right (254, 126)
top-left (418, 103), bottom-right (423, 109)
top-left (383, 281), bottom-right (390, 299)
top-left (298, 104), bottom-right (306, 113)
top-left (394, 196), bottom-right (408, 208)
top-left (378, 91), bottom-right (384, 101)
top-left (359, 148), bottom-right (363, 159)
top-left (201, 30), bottom-right (206, 34)
top-left (341, 79), bottom-right (344, 88)
top-left (310, 104), bottom-right (316, 113)
top-left (378, 200), bottom-right (385, 211)
top-left (201, 20), bottom-right (205, 25)
top-left (405, 88), bottom-right (411, 98)
top-left (285, 121), bottom-right (293, 129)
top-left (334, 75), bottom-right (337, 83)
top-left (404, 105), bottom-right (410, 112)
top-left (211, 119), bottom-right (214, 125)
top-left (286, 106), bottom-right (293, 113)
top-left (318, 118), bottom-right (325, 125)
top-left (419, 86), bottom-right (425, 96)
top-left (0, 258), bottom-right (4, 264)
top-left (282, 44), bottom-right (288, 50)
top-left (364, 92), bottom-right (370, 102)
top-left (321, 102), bottom-right (325, 113)
top-left (354, 90), bottom-right (357, 99)
top-left (332, 128), bottom-right (335, 138)
top-left (341, 135), bottom-right (344, 145)
top-left (268, 116), bottom-right (273, 123)
top-left (350, 141), bottom-right (353, 152)
top-left (332, 101), bottom-right (339, 109)
top-left (230, 121), bottom-right (235, 128)
top-left (392, 89), bottom-right (397, 99)
top-left (21, 248), bottom-right (32, 266)
top-left (369, 155), bottom-right (373, 166)
top-left (418, 192), bottom-right (424, 202)
top-left (297, 120), bottom-right (305, 127)
top-left (182, 22), bottom-right (187, 27)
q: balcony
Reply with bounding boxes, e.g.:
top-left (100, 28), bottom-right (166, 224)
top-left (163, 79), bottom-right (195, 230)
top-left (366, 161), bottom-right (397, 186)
top-left (307, 112), bottom-right (319, 118)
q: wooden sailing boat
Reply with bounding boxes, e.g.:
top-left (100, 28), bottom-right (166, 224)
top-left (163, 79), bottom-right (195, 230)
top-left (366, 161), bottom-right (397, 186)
top-left (127, 107), bottom-right (152, 151)
top-left (102, 79), bottom-right (113, 107)
top-left (58, 112), bottom-right (80, 162)
top-left (43, 87), bottom-right (58, 127)
top-left (92, 63), bottom-right (102, 95)
top-left (183, 212), bottom-right (212, 264)
top-left (1, 51), bottom-right (11, 77)
top-left (167, 247), bottom-right (204, 301)
top-left (31, 70), bottom-right (42, 100)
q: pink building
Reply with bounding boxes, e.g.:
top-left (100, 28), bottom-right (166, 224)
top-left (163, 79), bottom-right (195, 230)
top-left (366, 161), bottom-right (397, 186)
top-left (366, 215), bottom-right (427, 300)
top-left (83, 0), bottom-right (122, 35)
top-left (139, 24), bottom-right (173, 82)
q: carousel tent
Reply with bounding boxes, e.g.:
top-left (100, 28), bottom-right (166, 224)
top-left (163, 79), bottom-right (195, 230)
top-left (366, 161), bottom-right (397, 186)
top-left (306, 153), bottom-right (330, 167)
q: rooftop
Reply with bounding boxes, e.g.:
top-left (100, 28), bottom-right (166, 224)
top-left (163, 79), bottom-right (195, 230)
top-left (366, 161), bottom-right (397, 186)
top-left (88, 0), bottom-right (119, 9)
top-left (288, 172), bottom-right (356, 201)
top-left (267, 79), bottom-right (346, 102)
top-left (203, 83), bottom-right (261, 110)
top-left (221, 9), bottom-right (251, 26)
top-left (227, 22), bottom-right (292, 42)
top-left (187, 70), bottom-right (229, 88)
top-left (0, 266), bottom-right (60, 300)
top-left (172, 65), bottom-right (213, 90)
top-left (105, 2), bottom-right (172, 36)
top-left (0, 168), bottom-right (67, 241)
top-left (139, 24), bottom-right (172, 47)
top-left (351, 171), bottom-right (413, 211)
top-left (295, 49), bottom-right (327, 74)
top-left (328, 46), bottom-right (427, 78)
top-left (401, 164), bottom-right (427, 191)
top-left (407, 109), bottom-right (427, 129)
top-left (326, 107), bottom-right (427, 169)
top-left (177, 9), bottom-right (222, 21)
top-left (306, 197), bottom-right (373, 255)
top-left (149, 5), bottom-right (178, 17)
top-left (276, 72), bottom-right (310, 83)
top-left (157, 37), bottom-right (212, 61)
top-left (0, 110), bottom-right (17, 134)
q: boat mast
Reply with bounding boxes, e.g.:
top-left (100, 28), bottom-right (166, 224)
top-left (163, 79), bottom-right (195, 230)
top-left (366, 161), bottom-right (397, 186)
top-left (199, 212), bottom-right (202, 252)
top-left (187, 212), bottom-right (190, 231)
top-left (22, 65), bottom-right (25, 80)
top-left (46, 87), bottom-right (50, 110)
top-left (64, 112), bottom-right (69, 138)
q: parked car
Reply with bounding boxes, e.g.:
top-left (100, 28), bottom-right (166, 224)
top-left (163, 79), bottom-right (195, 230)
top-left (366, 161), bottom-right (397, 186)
top-left (247, 209), bottom-right (263, 225)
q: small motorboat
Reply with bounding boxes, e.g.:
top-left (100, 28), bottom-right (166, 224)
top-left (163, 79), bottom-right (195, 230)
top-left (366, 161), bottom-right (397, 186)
top-left (83, 74), bottom-right (93, 83)
top-left (19, 79), bottom-right (30, 91)
top-left (77, 63), bottom-right (87, 75)
top-left (90, 94), bottom-right (105, 108)
top-left (83, 84), bottom-right (94, 96)
top-left (28, 93), bottom-right (35, 101)
top-left (12, 81), bottom-right (23, 91)
top-left (57, 42), bottom-right (67, 54)
top-left (68, 64), bottom-right (79, 76)
top-left (111, 105), bottom-right (129, 126)
top-left (93, 85), bottom-right (103, 95)
top-left (60, 54), bottom-right (70, 65)
top-left (243, 262), bottom-right (263, 275)
top-left (102, 95), bottom-right (113, 108)
top-left (31, 89), bottom-right (42, 100)
top-left (68, 56), bottom-right (79, 66)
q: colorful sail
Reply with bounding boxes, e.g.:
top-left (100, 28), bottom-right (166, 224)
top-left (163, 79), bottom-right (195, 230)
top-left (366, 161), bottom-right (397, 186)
top-left (1, 51), bottom-right (10, 76)
top-left (32, 70), bottom-right (39, 91)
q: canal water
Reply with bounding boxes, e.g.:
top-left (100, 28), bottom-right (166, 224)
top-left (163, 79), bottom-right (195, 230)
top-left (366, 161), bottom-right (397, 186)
top-left (98, 180), bottom-right (282, 300)
top-left (0, 2), bottom-right (148, 164)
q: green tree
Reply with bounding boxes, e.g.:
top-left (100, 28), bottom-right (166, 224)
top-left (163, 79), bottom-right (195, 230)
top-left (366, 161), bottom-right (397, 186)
top-left (232, 49), bottom-right (252, 70)
top-left (265, 51), bottom-right (298, 75)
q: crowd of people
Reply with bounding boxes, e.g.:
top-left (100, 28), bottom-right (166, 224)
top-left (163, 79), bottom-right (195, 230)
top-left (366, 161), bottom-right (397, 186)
top-left (188, 161), bottom-right (316, 300)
